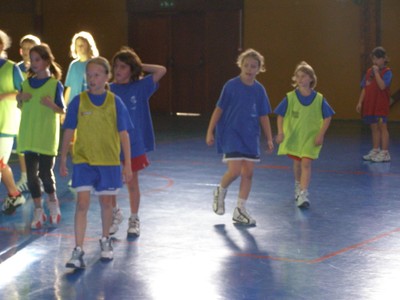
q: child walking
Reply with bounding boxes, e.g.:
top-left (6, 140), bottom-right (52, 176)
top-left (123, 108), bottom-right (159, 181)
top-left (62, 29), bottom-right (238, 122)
top-left (109, 47), bottom-right (166, 237)
top-left (60, 57), bottom-right (132, 268)
top-left (206, 48), bottom-right (274, 225)
top-left (15, 34), bottom-right (41, 193)
top-left (64, 31), bottom-right (99, 104)
top-left (275, 61), bottom-right (334, 208)
top-left (16, 43), bottom-right (65, 227)
top-left (356, 47), bottom-right (392, 162)
top-left (0, 29), bottom-right (26, 215)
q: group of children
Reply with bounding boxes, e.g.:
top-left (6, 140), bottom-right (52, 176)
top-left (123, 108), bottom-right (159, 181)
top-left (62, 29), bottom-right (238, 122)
top-left (0, 29), bottom-right (166, 268)
top-left (207, 46), bottom-right (391, 226)
top-left (0, 28), bottom-right (392, 269)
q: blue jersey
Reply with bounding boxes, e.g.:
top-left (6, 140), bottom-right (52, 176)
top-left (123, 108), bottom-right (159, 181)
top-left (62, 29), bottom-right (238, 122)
top-left (274, 89), bottom-right (335, 119)
top-left (216, 76), bottom-right (271, 156)
top-left (63, 91), bottom-right (133, 133)
top-left (65, 59), bottom-right (87, 100)
top-left (110, 75), bottom-right (158, 157)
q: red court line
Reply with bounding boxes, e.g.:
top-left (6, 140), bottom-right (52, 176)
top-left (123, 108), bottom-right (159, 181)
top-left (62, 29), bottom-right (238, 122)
top-left (235, 227), bottom-right (400, 264)
top-left (142, 172), bottom-right (174, 195)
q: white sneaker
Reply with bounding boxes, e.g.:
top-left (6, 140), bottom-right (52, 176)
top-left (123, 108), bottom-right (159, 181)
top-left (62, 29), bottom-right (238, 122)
top-left (47, 198), bottom-right (61, 224)
top-left (31, 208), bottom-right (47, 229)
top-left (371, 151), bottom-right (391, 163)
top-left (109, 207), bottom-right (123, 235)
top-left (232, 207), bottom-right (256, 225)
top-left (213, 187), bottom-right (227, 215)
top-left (99, 237), bottom-right (113, 261)
top-left (296, 190), bottom-right (310, 208)
top-left (2, 193), bottom-right (26, 215)
top-left (127, 217), bottom-right (140, 237)
top-left (363, 149), bottom-right (380, 161)
top-left (16, 178), bottom-right (29, 193)
top-left (65, 247), bottom-right (86, 269)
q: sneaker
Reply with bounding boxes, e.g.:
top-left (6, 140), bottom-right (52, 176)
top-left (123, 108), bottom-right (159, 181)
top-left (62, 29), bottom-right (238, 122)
top-left (127, 217), bottom-right (140, 237)
top-left (213, 187), bottom-right (227, 215)
top-left (232, 207), bottom-right (256, 225)
top-left (2, 193), bottom-right (26, 215)
top-left (16, 179), bottom-right (29, 193)
top-left (109, 207), bottom-right (123, 235)
top-left (47, 198), bottom-right (61, 224)
top-left (65, 247), bottom-right (86, 269)
top-left (31, 208), bottom-right (47, 229)
top-left (99, 237), bottom-right (113, 261)
top-left (363, 149), bottom-right (380, 161)
top-left (296, 190), bottom-right (310, 208)
top-left (371, 151), bottom-right (391, 163)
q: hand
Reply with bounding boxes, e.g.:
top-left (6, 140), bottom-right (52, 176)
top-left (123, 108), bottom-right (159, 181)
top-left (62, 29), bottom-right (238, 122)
top-left (372, 65), bottom-right (379, 73)
top-left (123, 166), bottom-right (133, 183)
top-left (41, 95), bottom-right (54, 108)
top-left (356, 102), bottom-right (362, 113)
top-left (315, 134), bottom-right (324, 146)
top-left (59, 162), bottom-right (68, 177)
top-left (206, 132), bottom-right (214, 146)
top-left (266, 140), bottom-right (274, 154)
top-left (275, 133), bottom-right (284, 144)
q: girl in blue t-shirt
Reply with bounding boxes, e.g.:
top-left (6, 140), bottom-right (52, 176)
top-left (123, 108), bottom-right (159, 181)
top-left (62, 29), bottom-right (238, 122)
top-left (16, 43), bottom-right (66, 228)
top-left (274, 61), bottom-right (334, 208)
top-left (206, 48), bottom-right (274, 226)
top-left (60, 57), bottom-right (133, 268)
top-left (109, 47), bottom-right (166, 237)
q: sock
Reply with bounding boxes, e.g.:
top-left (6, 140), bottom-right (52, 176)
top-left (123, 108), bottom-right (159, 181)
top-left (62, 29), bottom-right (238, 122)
top-left (20, 172), bottom-right (27, 181)
top-left (237, 198), bottom-right (246, 209)
top-left (219, 185), bottom-right (227, 193)
top-left (130, 213), bottom-right (138, 220)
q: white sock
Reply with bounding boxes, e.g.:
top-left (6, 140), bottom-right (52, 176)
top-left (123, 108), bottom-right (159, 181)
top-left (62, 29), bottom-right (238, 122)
top-left (20, 172), bottom-right (27, 181)
top-left (237, 198), bottom-right (246, 209)
top-left (130, 213), bottom-right (138, 220)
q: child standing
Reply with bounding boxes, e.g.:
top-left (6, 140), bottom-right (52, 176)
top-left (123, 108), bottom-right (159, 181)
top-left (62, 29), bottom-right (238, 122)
top-left (0, 29), bottom-right (26, 215)
top-left (64, 31), bottom-right (99, 104)
top-left (206, 48), bottom-right (274, 225)
top-left (275, 61), bottom-right (334, 208)
top-left (60, 57), bottom-right (132, 268)
top-left (16, 44), bottom-right (65, 227)
top-left (109, 47), bottom-right (166, 237)
top-left (356, 47), bottom-right (392, 162)
top-left (15, 34), bottom-right (41, 193)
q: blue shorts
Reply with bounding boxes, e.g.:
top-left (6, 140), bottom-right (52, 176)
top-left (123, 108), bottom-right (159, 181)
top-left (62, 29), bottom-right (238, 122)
top-left (363, 116), bottom-right (387, 124)
top-left (72, 163), bottom-right (122, 195)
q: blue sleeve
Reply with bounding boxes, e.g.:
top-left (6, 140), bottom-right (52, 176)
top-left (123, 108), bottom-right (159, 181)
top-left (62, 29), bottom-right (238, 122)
top-left (322, 98), bottom-right (335, 119)
top-left (115, 96), bottom-right (134, 132)
top-left (62, 96), bottom-right (80, 129)
top-left (54, 81), bottom-right (66, 109)
top-left (274, 98), bottom-right (288, 116)
top-left (13, 65), bottom-right (24, 90)
top-left (383, 69), bottom-right (392, 87)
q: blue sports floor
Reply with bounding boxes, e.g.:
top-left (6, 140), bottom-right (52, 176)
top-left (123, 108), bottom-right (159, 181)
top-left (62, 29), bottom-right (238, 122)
top-left (1, 116), bottom-right (400, 300)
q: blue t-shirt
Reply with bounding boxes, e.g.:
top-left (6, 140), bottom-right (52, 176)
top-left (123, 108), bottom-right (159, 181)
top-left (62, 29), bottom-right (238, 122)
top-left (63, 92), bottom-right (133, 133)
top-left (216, 76), bottom-right (271, 156)
top-left (64, 59), bottom-right (87, 100)
top-left (274, 89), bottom-right (335, 119)
top-left (0, 58), bottom-right (24, 90)
top-left (110, 75), bottom-right (158, 156)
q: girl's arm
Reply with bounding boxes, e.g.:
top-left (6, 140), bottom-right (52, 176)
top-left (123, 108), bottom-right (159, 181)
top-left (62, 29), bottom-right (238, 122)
top-left (206, 107), bottom-right (222, 146)
top-left (41, 96), bottom-right (66, 114)
top-left (0, 92), bottom-right (18, 101)
top-left (119, 130), bottom-right (133, 183)
top-left (275, 115), bottom-right (285, 144)
top-left (260, 115), bottom-right (274, 153)
top-left (372, 65), bottom-right (387, 90)
top-left (142, 64), bottom-right (167, 83)
top-left (315, 117), bottom-right (332, 146)
top-left (356, 88), bottom-right (365, 113)
top-left (59, 128), bottom-right (75, 177)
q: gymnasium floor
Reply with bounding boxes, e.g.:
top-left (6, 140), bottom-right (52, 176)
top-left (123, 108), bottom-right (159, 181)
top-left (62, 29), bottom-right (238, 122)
top-left (1, 116), bottom-right (400, 300)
